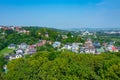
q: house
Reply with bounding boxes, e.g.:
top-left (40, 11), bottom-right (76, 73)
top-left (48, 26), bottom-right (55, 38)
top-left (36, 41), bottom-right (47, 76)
top-left (93, 42), bottom-right (101, 48)
top-left (19, 30), bottom-right (30, 34)
top-left (45, 32), bottom-right (49, 37)
top-left (10, 26), bottom-right (15, 30)
top-left (80, 47), bottom-right (85, 53)
top-left (29, 45), bottom-right (35, 49)
top-left (15, 27), bottom-right (21, 32)
top-left (26, 48), bottom-right (36, 54)
top-left (2, 27), bottom-right (13, 31)
top-left (72, 49), bottom-right (78, 53)
top-left (42, 40), bottom-right (47, 44)
top-left (102, 42), bottom-right (107, 47)
top-left (108, 42), bottom-right (115, 45)
top-left (37, 40), bottom-right (47, 47)
top-left (84, 39), bottom-right (93, 47)
top-left (62, 35), bottom-right (68, 39)
top-left (107, 45), bottom-right (118, 52)
top-left (19, 43), bottom-right (28, 50)
top-left (8, 44), bottom-right (16, 49)
top-left (102, 42), bottom-right (108, 51)
top-left (37, 42), bottom-right (43, 46)
top-left (96, 47), bottom-right (105, 54)
top-left (8, 53), bottom-right (23, 60)
top-left (117, 46), bottom-right (120, 51)
top-left (26, 45), bottom-right (36, 54)
top-left (65, 44), bottom-right (72, 50)
top-left (16, 49), bottom-right (24, 54)
top-left (52, 41), bottom-right (61, 48)
top-left (62, 44), bottom-right (72, 50)
top-left (72, 43), bottom-right (79, 53)
top-left (81, 39), bottom-right (96, 54)
top-left (61, 43), bottom-right (79, 53)
top-left (47, 41), bottom-right (53, 45)
top-left (84, 46), bottom-right (96, 54)
top-left (82, 31), bottom-right (93, 36)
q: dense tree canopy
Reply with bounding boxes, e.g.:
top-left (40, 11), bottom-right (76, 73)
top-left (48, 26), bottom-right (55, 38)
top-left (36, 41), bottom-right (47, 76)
top-left (2, 51), bottom-right (120, 80)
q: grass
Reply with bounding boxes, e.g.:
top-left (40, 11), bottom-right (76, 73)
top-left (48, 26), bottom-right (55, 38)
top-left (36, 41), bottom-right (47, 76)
top-left (0, 47), bottom-right (15, 56)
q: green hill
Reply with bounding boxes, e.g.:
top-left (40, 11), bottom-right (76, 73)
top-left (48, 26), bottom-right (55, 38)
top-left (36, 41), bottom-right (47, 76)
top-left (2, 51), bottom-right (120, 80)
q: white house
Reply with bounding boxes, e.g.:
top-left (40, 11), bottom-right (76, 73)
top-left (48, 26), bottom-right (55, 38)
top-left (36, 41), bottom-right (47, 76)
top-left (9, 54), bottom-right (23, 60)
top-left (61, 44), bottom-right (72, 50)
top-left (82, 31), bottom-right (93, 36)
top-left (80, 46), bottom-right (96, 54)
top-left (85, 46), bottom-right (96, 54)
top-left (16, 49), bottom-right (24, 54)
top-left (18, 43), bottom-right (28, 50)
top-left (71, 43), bottom-right (79, 53)
top-left (52, 41), bottom-right (61, 48)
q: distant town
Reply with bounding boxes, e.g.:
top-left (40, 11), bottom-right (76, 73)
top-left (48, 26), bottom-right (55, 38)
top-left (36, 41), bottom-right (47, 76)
top-left (0, 25), bottom-right (120, 61)
top-left (1, 0), bottom-right (120, 79)
top-left (1, 25), bottom-right (120, 80)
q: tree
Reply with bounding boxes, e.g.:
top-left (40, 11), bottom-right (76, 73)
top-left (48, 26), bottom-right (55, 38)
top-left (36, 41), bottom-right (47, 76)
top-left (3, 51), bottom-right (120, 80)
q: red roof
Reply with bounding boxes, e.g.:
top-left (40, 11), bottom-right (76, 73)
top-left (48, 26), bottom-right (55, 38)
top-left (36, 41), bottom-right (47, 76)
top-left (29, 45), bottom-right (35, 49)
top-left (111, 46), bottom-right (116, 51)
top-left (37, 42), bottom-right (43, 46)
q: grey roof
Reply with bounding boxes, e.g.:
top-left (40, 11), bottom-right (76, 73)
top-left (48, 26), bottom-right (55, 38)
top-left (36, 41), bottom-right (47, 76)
top-left (27, 48), bottom-right (36, 54)
top-left (21, 43), bottom-right (27, 45)
top-left (8, 44), bottom-right (16, 47)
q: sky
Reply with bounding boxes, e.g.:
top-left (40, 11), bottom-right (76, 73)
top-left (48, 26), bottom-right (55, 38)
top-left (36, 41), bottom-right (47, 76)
top-left (0, 0), bottom-right (120, 29)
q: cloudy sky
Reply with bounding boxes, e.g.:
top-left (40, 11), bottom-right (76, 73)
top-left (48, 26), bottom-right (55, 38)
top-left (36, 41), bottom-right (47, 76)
top-left (0, 0), bottom-right (120, 29)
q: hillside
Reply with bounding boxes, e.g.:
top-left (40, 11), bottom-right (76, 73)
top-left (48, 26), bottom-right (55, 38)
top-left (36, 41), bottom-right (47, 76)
top-left (2, 51), bottom-right (120, 80)
top-left (1, 26), bottom-right (120, 80)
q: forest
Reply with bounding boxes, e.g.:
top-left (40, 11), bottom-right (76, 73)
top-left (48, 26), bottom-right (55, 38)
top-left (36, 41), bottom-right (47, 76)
top-left (1, 51), bottom-right (120, 80)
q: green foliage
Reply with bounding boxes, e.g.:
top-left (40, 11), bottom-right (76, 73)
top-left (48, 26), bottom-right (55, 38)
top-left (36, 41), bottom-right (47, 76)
top-left (5, 30), bottom-right (14, 34)
top-left (0, 55), bottom-right (7, 80)
top-left (6, 33), bottom-right (38, 45)
top-left (2, 51), bottom-right (120, 80)
top-left (0, 47), bottom-right (14, 56)
top-left (36, 43), bottom-right (54, 52)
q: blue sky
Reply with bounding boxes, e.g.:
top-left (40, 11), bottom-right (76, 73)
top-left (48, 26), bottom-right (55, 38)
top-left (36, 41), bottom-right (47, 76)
top-left (0, 0), bottom-right (120, 29)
